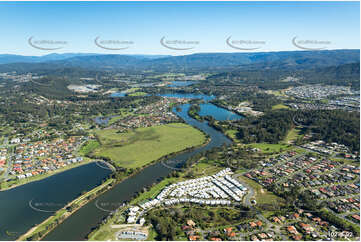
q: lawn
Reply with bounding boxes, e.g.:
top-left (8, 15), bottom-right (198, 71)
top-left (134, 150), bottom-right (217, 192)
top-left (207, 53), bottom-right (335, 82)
top-left (78, 140), bottom-right (100, 156)
top-left (130, 177), bottom-right (179, 205)
top-left (283, 128), bottom-right (301, 144)
top-left (128, 92), bottom-right (147, 96)
top-left (239, 176), bottom-right (285, 206)
top-left (94, 123), bottom-right (206, 168)
top-left (248, 143), bottom-right (289, 153)
top-left (271, 103), bottom-right (289, 110)
top-left (225, 129), bottom-right (241, 142)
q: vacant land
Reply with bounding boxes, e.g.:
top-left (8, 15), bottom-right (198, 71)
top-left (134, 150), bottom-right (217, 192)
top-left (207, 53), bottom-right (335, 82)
top-left (271, 103), bottom-right (289, 110)
top-left (79, 140), bottom-right (100, 156)
top-left (283, 127), bottom-right (301, 144)
top-left (94, 123), bottom-right (206, 168)
top-left (247, 143), bottom-right (290, 153)
top-left (239, 176), bottom-right (285, 207)
top-left (128, 91), bottom-right (147, 96)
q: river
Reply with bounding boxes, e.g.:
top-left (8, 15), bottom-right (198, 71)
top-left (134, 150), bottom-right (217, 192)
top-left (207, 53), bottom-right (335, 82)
top-left (0, 93), bottom-right (238, 241)
top-left (0, 163), bottom-right (111, 241)
top-left (42, 100), bottom-right (233, 240)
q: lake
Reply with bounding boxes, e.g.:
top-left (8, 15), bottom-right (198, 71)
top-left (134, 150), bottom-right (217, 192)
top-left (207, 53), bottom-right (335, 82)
top-left (199, 103), bottom-right (243, 121)
top-left (158, 93), bottom-right (215, 102)
top-left (110, 92), bottom-right (126, 98)
top-left (159, 93), bottom-right (242, 121)
top-left (0, 162), bottom-right (111, 241)
top-left (167, 81), bottom-right (196, 87)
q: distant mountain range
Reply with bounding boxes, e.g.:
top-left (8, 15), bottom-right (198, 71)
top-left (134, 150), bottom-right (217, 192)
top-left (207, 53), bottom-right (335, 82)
top-left (0, 53), bottom-right (170, 65)
top-left (0, 50), bottom-right (359, 72)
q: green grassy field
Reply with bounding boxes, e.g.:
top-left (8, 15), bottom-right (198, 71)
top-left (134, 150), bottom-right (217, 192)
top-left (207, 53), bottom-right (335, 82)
top-left (271, 103), bottom-right (289, 110)
top-left (128, 91), bottom-right (147, 96)
top-left (78, 140), bottom-right (100, 156)
top-left (240, 176), bottom-right (285, 207)
top-left (94, 123), bottom-right (206, 168)
top-left (225, 129), bottom-right (241, 142)
top-left (283, 128), bottom-right (301, 144)
top-left (248, 143), bottom-right (290, 153)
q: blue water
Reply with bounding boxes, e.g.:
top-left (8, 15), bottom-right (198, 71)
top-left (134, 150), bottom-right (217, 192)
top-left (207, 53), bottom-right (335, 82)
top-left (159, 93), bottom-right (242, 121)
top-left (199, 103), bottom-right (243, 121)
top-left (158, 93), bottom-right (215, 102)
top-left (110, 92), bottom-right (126, 98)
top-left (0, 163), bottom-right (112, 241)
top-left (168, 81), bottom-right (196, 87)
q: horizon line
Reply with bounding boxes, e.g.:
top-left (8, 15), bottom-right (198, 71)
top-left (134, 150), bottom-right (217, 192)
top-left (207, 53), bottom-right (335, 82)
top-left (1, 48), bottom-right (360, 57)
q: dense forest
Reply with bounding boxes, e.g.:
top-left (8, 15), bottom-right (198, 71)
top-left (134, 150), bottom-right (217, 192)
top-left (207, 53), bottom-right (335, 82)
top-left (236, 109), bottom-right (360, 152)
top-left (236, 110), bottom-right (295, 143)
top-left (206, 62), bottom-right (360, 90)
top-left (295, 110), bottom-right (360, 152)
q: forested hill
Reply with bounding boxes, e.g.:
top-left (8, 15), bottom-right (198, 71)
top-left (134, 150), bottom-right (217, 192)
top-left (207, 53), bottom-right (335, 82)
top-left (206, 62), bottom-right (360, 90)
top-left (0, 49), bottom-right (359, 72)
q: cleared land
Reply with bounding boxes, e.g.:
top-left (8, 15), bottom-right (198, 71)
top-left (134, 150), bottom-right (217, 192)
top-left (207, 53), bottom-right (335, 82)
top-left (248, 143), bottom-right (290, 154)
top-left (283, 127), bottom-right (301, 144)
top-left (93, 123), bottom-right (206, 168)
top-left (128, 92), bottom-right (147, 96)
top-left (238, 176), bottom-right (285, 207)
top-left (271, 103), bottom-right (290, 110)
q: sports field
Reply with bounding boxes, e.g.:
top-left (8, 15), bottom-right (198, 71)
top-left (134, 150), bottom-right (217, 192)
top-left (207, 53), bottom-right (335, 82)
top-left (93, 123), bottom-right (206, 168)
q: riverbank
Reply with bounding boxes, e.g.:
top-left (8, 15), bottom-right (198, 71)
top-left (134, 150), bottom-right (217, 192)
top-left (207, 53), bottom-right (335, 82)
top-left (17, 178), bottom-right (116, 241)
top-left (210, 100), bottom-right (253, 118)
top-left (0, 158), bottom-right (96, 191)
top-left (39, 101), bottom-right (232, 241)
top-left (16, 134), bottom-right (211, 241)
top-left (86, 159), bottom-right (224, 241)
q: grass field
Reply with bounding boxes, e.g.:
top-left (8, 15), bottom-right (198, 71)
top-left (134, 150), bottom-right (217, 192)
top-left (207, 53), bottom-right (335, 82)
top-left (225, 129), bottom-right (241, 142)
top-left (239, 176), bottom-right (285, 207)
top-left (271, 103), bottom-right (289, 110)
top-left (283, 128), bottom-right (301, 144)
top-left (94, 123), bottom-right (206, 168)
top-left (128, 92), bottom-right (147, 96)
top-left (248, 143), bottom-right (290, 153)
top-left (79, 140), bottom-right (100, 156)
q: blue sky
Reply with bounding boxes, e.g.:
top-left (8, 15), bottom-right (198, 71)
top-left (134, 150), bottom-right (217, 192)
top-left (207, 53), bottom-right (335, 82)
top-left (0, 1), bottom-right (359, 55)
